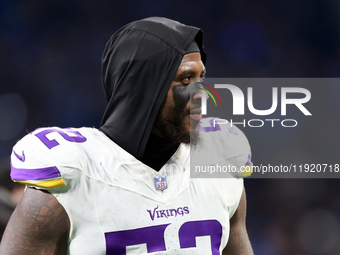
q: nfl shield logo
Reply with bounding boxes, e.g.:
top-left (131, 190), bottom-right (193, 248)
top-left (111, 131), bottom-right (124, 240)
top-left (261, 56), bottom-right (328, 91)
top-left (155, 176), bottom-right (167, 191)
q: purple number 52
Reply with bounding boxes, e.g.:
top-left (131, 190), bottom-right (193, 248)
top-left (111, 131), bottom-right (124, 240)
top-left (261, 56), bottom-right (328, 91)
top-left (105, 220), bottom-right (222, 255)
top-left (199, 119), bottom-right (221, 132)
top-left (35, 128), bottom-right (87, 149)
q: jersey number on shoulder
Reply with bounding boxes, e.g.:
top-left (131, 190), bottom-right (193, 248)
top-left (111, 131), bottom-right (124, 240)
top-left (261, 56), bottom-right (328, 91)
top-left (105, 220), bottom-right (222, 255)
top-left (199, 119), bottom-right (221, 132)
top-left (35, 128), bottom-right (87, 149)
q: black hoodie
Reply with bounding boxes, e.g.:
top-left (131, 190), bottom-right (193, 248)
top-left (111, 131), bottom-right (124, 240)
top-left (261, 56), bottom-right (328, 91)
top-left (100, 17), bottom-right (206, 167)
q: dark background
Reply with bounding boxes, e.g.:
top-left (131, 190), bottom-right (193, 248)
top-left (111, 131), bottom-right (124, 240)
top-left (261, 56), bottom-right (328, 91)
top-left (1, 1), bottom-right (340, 254)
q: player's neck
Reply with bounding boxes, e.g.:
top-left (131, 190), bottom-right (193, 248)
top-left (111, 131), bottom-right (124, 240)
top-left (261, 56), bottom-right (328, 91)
top-left (142, 134), bottom-right (179, 171)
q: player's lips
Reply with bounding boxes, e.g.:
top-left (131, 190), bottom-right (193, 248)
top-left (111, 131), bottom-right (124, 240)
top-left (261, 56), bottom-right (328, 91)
top-left (190, 108), bottom-right (202, 121)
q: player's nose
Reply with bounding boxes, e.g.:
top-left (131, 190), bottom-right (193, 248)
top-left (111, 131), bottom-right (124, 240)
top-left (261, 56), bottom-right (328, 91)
top-left (192, 83), bottom-right (208, 102)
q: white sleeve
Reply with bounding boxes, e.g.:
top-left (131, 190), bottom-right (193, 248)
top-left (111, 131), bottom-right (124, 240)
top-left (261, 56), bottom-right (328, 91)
top-left (10, 127), bottom-right (87, 190)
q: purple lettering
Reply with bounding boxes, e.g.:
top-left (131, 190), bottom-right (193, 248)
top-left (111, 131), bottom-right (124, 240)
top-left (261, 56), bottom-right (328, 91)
top-left (146, 206), bottom-right (158, 221)
top-left (170, 209), bottom-right (177, 217)
top-left (183, 206), bottom-right (189, 214)
top-left (105, 224), bottom-right (169, 254)
top-left (159, 210), bottom-right (167, 218)
top-left (35, 128), bottom-right (86, 149)
top-left (147, 206), bottom-right (189, 220)
top-left (199, 119), bottom-right (221, 132)
top-left (105, 220), bottom-right (223, 254)
top-left (179, 220), bottom-right (222, 255)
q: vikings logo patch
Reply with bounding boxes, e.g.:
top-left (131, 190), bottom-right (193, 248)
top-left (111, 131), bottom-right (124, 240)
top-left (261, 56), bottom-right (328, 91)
top-left (155, 176), bottom-right (167, 191)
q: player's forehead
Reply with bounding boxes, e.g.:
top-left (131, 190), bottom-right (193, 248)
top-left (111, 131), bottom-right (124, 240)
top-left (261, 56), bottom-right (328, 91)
top-left (174, 52), bottom-right (205, 77)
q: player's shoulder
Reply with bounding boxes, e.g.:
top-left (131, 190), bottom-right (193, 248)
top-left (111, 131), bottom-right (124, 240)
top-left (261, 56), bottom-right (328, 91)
top-left (12, 127), bottom-right (98, 160)
top-left (199, 117), bottom-right (250, 150)
top-left (10, 127), bottom-right (102, 189)
top-left (194, 117), bottom-right (252, 178)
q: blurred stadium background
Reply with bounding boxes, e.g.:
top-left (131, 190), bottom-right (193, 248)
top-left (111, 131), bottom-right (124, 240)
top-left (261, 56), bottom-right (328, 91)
top-left (1, 1), bottom-right (340, 254)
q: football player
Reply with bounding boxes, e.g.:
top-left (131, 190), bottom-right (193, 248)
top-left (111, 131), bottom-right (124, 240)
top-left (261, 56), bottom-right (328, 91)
top-left (0, 17), bottom-right (253, 254)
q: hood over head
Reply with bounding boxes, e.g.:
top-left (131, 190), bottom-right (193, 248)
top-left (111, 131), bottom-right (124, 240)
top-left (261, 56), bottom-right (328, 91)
top-left (100, 17), bottom-right (206, 161)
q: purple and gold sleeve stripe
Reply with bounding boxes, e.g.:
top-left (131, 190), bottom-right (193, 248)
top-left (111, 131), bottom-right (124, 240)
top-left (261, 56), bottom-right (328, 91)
top-left (240, 165), bottom-right (253, 177)
top-left (11, 164), bottom-right (66, 188)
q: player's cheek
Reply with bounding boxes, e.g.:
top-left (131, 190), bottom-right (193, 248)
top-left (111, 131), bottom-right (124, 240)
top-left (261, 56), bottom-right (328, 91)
top-left (172, 84), bottom-right (191, 111)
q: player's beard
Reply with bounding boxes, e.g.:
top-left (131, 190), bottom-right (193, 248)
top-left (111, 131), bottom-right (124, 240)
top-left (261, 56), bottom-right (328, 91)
top-left (153, 101), bottom-right (200, 147)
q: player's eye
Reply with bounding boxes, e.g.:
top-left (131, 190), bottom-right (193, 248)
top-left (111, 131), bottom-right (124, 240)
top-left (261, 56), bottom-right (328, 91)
top-left (181, 77), bottom-right (191, 84)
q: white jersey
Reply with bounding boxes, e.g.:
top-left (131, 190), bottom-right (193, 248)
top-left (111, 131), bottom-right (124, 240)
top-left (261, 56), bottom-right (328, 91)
top-left (10, 118), bottom-right (251, 255)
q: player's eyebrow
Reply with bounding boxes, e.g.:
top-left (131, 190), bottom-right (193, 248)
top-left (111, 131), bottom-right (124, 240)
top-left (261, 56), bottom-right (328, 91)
top-left (175, 69), bottom-right (206, 80)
